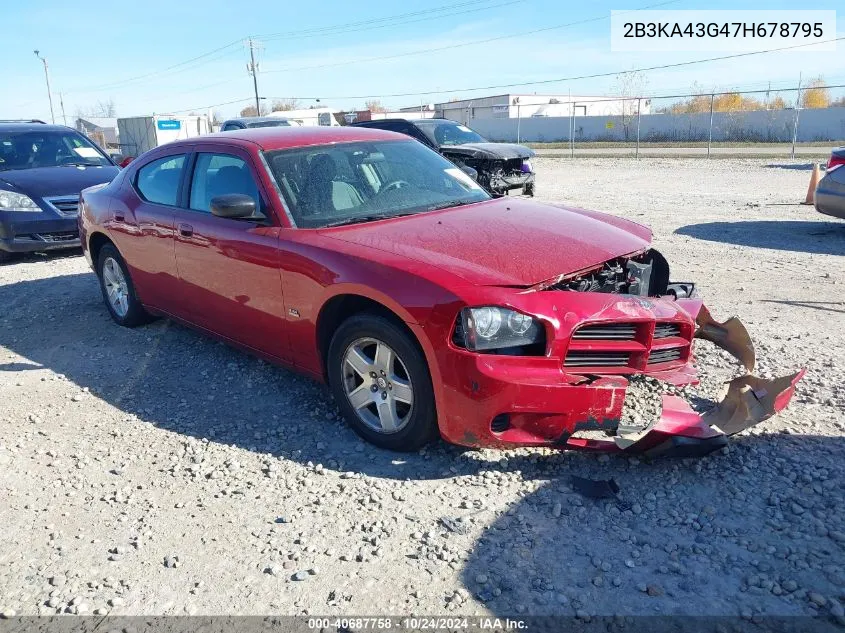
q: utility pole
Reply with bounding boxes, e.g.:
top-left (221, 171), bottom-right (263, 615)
top-left (33, 50), bottom-right (55, 124)
top-left (59, 92), bottom-right (67, 126)
top-left (247, 38), bottom-right (261, 115)
top-left (791, 72), bottom-right (802, 160)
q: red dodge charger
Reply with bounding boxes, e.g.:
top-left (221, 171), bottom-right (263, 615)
top-left (79, 126), bottom-right (802, 456)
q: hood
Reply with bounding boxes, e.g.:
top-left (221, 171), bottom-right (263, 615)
top-left (322, 198), bottom-right (652, 287)
top-left (0, 165), bottom-right (119, 199)
top-left (440, 143), bottom-right (535, 160)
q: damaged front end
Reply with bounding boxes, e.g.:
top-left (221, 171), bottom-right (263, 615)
top-left (447, 247), bottom-right (806, 458)
top-left (547, 250), bottom-right (805, 458)
top-left (441, 144), bottom-right (536, 197)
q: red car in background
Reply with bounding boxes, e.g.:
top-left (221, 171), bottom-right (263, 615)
top-left (79, 127), bottom-right (802, 456)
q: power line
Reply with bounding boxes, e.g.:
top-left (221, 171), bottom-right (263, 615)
top-left (262, 0), bottom-right (680, 74)
top-left (164, 97), bottom-right (257, 115)
top-left (64, 0), bottom-right (522, 97)
top-left (66, 40), bottom-right (244, 95)
top-left (259, 0), bottom-right (525, 42)
top-left (264, 36), bottom-right (845, 101)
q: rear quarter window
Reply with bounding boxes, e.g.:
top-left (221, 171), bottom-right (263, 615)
top-left (134, 155), bottom-right (186, 206)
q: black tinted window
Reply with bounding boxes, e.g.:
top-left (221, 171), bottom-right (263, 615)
top-left (135, 155), bottom-right (185, 206)
top-left (0, 130), bottom-right (111, 171)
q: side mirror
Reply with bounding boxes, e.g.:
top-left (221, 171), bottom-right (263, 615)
top-left (459, 164), bottom-right (478, 181)
top-left (210, 194), bottom-right (256, 218)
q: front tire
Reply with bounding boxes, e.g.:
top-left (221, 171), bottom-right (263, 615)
top-left (328, 314), bottom-right (438, 451)
top-left (0, 251), bottom-right (16, 264)
top-left (97, 244), bottom-right (152, 327)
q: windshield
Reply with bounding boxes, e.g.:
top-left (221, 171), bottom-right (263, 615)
top-left (415, 121), bottom-right (487, 146)
top-left (265, 139), bottom-right (490, 228)
top-left (246, 120), bottom-right (290, 128)
top-left (0, 129), bottom-right (112, 171)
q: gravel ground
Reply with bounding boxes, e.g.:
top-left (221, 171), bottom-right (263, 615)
top-left (0, 158), bottom-right (843, 621)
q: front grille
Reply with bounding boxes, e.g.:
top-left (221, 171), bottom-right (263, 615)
top-left (648, 348), bottom-right (683, 364)
top-left (654, 323), bottom-right (681, 339)
top-left (31, 231), bottom-right (78, 243)
top-left (44, 196), bottom-right (80, 217)
top-left (572, 323), bottom-right (637, 341)
top-left (565, 351), bottom-right (631, 368)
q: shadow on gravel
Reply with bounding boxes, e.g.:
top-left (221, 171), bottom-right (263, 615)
top-left (460, 433), bottom-right (845, 620)
top-left (761, 300), bottom-right (845, 315)
top-left (764, 163), bottom-right (820, 171)
top-left (675, 221), bottom-right (845, 255)
top-left (0, 248), bottom-right (83, 266)
top-left (0, 271), bottom-right (478, 481)
top-left (2, 272), bottom-right (844, 622)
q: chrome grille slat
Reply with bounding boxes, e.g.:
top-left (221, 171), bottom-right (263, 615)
top-left (572, 323), bottom-right (637, 341)
top-left (565, 351), bottom-right (631, 368)
top-left (648, 348), bottom-right (683, 364)
top-left (654, 323), bottom-right (681, 339)
top-left (44, 196), bottom-right (80, 217)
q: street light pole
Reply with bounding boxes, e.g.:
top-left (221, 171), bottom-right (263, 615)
top-left (33, 50), bottom-right (55, 124)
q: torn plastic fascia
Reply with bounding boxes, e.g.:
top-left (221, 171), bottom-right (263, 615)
top-left (560, 301), bottom-right (804, 458)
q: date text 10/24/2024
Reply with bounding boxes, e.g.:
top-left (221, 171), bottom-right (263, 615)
top-left (307, 618), bottom-right (527, 630)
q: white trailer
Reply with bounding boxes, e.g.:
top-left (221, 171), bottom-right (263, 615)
top-left (117, 115), bottom-right (210, 156)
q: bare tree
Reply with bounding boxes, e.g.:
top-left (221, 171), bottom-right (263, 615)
top-left (92, 98), bottom-right (117, 117)
top-left (75, 98), bottom-right (117, 121)
top-left (365, 99), bottom-right (387, 113)
top-left (239, 104), bottom-right (269, 117)
top-left (615, 70), bottom-right (648, 140)
top-left (272, 98), bottom-right (301, 112)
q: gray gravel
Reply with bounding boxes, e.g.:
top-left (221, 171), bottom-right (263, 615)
top-left (0, 158), bottom-right (843, 618)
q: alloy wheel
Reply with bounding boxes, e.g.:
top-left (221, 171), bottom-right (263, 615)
top-left (342, 337), bottom-right (414, 434)
top-left (102, 257), bottom-right (130, 318)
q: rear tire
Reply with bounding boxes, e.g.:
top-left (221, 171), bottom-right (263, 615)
top-left (97, 244), bottom-right (153, 327)
top-left (328, 313), bottom-right (438, 451)
top-left (0, 251), bottom-right (16, 264)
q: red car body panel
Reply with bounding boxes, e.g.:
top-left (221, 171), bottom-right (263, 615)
top-left (78, 127), bottom-right (800, 455)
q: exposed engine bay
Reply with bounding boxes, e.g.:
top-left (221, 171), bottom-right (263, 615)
top-left (539, 248), bottom-right (696, 298)
top-left (449, 156), bottom-right (536, 198)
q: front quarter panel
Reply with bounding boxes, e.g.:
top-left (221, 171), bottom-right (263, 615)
top-left (277, 229), bottom-right (464, 389)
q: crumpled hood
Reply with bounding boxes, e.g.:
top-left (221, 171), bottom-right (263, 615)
top-left (0, 165), bottom-right (118, 199)
top-left (322, 198), bottom-right (652, 286)
top-left (440, 142), bottom-right (535, 160)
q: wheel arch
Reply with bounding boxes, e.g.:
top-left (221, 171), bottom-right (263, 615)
top-left (88, 231), bottom-right (115, 267)
top-left (317, 293), bottom-right (423, 380)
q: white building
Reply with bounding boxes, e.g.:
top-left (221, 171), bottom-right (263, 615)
top-left (267, 107), bottom-right (343, 126)
top-left (435, 94), bottom-right (651, 124)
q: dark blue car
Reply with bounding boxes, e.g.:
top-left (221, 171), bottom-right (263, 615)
top-left (0, 121), bottom-right (119, 262)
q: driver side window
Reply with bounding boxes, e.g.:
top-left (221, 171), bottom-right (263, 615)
top-left (189, 152), bottom-right (263, 217)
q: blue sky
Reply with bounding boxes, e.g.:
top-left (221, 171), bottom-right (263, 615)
top-left (2, 0), bottom-right (842, 122)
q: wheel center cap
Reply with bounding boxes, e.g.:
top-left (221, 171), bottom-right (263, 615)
top-left (376, 377), bottom-right (388, 390)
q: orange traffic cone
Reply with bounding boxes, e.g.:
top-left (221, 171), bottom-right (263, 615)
top-left (802, 163), bottom-right (821, 205)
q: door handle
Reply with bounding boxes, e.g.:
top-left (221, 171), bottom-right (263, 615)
top-left (114, 213), bottom-right (125, 222)
top-left (178, 223), bottom-right (194, 237)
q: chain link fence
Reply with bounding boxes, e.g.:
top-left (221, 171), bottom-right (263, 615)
top-left (468, 84), bottom-right (845, 158)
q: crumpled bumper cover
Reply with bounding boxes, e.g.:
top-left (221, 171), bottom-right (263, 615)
top-left (558, 304), bottom-right (805, 458)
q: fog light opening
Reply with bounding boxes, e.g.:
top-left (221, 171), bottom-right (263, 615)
top-left (491, 414), bottom-right (511, 433)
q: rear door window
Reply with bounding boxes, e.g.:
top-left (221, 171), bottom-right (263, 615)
top-left (135, 155), bottom-right (186, 206)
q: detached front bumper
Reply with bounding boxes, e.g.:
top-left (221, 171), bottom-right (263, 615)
top-left (437, 301), bottom-right (804, 458)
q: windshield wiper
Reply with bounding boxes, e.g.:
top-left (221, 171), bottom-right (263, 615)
top-left (323, 212), bottom-right (415, 228)
top-left (60, 162), bottom-right (100, 167)
top-left (427, 200), bottom-right (470, 212)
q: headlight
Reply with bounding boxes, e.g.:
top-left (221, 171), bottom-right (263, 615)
top-left (457, 306), bottom-right (545, 352)
top-left (0, 189), bottom-right (40, 212)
